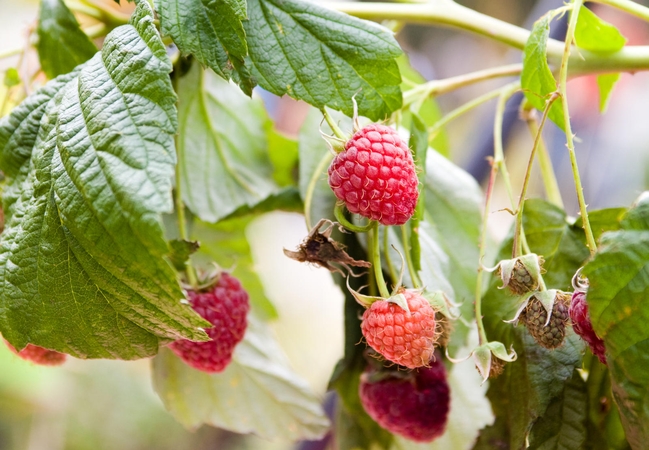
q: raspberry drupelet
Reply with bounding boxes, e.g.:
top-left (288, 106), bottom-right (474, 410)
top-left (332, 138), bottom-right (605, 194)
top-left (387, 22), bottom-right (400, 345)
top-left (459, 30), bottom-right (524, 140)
top-left (328, 124), bottom-right (419, 226)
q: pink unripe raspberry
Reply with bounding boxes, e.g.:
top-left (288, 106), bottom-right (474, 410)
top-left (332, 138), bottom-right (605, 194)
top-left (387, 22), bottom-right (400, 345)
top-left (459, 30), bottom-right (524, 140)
top-left (361, 290), bottom-right (437, 369)
top-left (569, 291), bottom-right (606, 364)
top-left (359, 357), bottom-right (450, 442)
top-left (5, 342), bottom-right (67, 366)
top-left (328, 124), bottom-right (419, 226)
top-left (170, 273), bottom-right (250, 373)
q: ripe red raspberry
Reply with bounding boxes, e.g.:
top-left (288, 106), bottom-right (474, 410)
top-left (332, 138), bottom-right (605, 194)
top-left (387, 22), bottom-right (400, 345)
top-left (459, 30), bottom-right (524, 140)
top-left (5, 342), bottom-right (67, 366)
top-left (359, 358), bottom-right (450, 442)
top-left (569, 291), bottom-right (606, 364)
top-left (170, 273), bottom-right (249, 373)
top-left (328, 124), bottom-right (419, 226)
top-left (361, 291), bottom-right (437, 369)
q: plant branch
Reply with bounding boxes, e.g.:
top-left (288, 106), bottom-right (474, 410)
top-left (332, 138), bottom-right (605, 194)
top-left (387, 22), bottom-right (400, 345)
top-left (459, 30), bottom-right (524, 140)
top-left (403, 64), bottom-right (522, 108)
top-left (400, 225), bottom-right (421, 289)
top-left (592, 0), bottom-right (649, 22)
top-left (559, 0), bottom-right (598, 255)
top-left (370, 223), bottom-right (391, 298)
top-left (513, 94), bottom-right (558, 258)
top-left (324, 1), bottom-right (649, 76)
top-left (523, 109), bottom-right (564, 209)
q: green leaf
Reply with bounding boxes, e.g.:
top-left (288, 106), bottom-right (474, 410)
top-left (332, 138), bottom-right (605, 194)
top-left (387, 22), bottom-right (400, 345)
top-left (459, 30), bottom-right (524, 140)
top-left (0, 0), bottom-right (209, 359)
top-left (37, 0), bottom-right (98, 79)
top-left (597, 73), bottom-right (621, 114)
top-left (574, 206), bottom-right (626, 241)
top-left (167, 239), bottom-right (200, 272)
top-left (220, 187), bottom-right (303, 221)
top-left (583, 198), bottom-right (649, 449)
top-left (245, 0), bottom-right (403, 121)
top-left (268, 127), bottom-right (299, 187)
top-left (190, 215), bottom-right (278, 320)
top-left (575, 6), bottom-right (627, 54)
top-left (177, 63), bottom-right (280, 223)
top-left (156, 0), bottom-right (253, 95)
top-left (528, 370), bottom-right (588, 450)
top-left (423, 149), bottom-right (482, 349)
top-left (521, 14), bottom-right (565, 131)
top-left (152, 316), bottom-right (330, 439)
top-left (480, 200), bottom-right (589, 448)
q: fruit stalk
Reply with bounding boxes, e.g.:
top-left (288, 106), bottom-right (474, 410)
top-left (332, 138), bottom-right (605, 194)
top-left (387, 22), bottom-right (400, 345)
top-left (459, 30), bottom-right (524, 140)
top-left (558, 0), bottom-right (598, 256)
top-left (592, 0), bottom-right (649, 22)
top-left (513, 94), bottom-right (558, 258)
top-left (370, 222), bottom-right (391, 298)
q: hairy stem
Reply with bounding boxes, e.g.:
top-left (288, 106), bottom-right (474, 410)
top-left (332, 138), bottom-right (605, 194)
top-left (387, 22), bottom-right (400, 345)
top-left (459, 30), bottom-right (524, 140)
top-left (401, 225), bottom-right (421, 289)
top-left (513, 95), bottom-right (558, 258)
top-left (428, 81), bottom-right (519, 137)
top-left (524, 112), bottom-right (564, 209)
top-left (321, 108), bottom-right (347, 141)
top-left (593, 0), bottom-right (649, 22)
top-left (559, 0), bottom-right (598, 255)
top-left (174, 141), bottom-right (199, 289)
top-left (334, 204), bottom-right (375, 233)
top-left (475, 160), bottom-right (497, 346)
top-left (383, 227), bottom-right (398, 284)
top-left (403, 63), bottom-right (522, 108)
top-left (323, 1), bottom-right (649, 76)
top-left (371, 223), bottom-right (391, 298)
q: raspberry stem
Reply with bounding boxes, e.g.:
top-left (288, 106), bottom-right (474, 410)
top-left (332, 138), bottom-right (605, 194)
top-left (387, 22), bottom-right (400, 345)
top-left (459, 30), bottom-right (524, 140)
top-left (592, 0), bottom-right (649, 22)
top-left (321, 108), bottom-right (348, 142)
top-left (513, 93), bottom-right (559, 258)
top-left (558, 0), bottom-right (598, 256)
top-left (522, 107), bottom-right (564, 209)
top-left (370, 223), bottom-right (391, 298)
top-left (401, 225), bottom-right (422, 289)
top-left (334, 204), bottom-right (375, 233)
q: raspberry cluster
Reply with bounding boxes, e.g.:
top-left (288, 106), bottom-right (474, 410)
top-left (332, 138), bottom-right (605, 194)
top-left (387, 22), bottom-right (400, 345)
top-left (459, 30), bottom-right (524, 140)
top-left (328, 124), bottom-right (419, 226)
top-left (170, 273), bottom-right (250, 373)
top-left (569, 291), bottom-right (606, 364)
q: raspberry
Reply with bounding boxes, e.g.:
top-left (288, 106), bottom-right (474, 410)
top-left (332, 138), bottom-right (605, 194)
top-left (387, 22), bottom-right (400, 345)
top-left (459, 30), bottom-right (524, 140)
top-left (569, 291), bottom-right (606, 364)
top-left (361, 291), bottom-right (436, 369)
top-left (328, 124), bottom-right (419, 226)
top-left (170, 273), bottom-right (249, 373)
top-left (359, 358), bottom-right (450, 442)
top-left (520, 292), bottom-right (570, 349)
top-left (5, 342), bottom-right (67, 366)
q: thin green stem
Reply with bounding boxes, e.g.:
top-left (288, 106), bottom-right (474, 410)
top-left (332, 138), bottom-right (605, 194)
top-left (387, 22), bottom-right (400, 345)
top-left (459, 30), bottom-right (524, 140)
top-left (592, 0), bottom-right (649, 22)
top-left (175, 146), bottom-right (199, 289)
top-left (323, 1), bottom-right (649, 76)
top-left (475, 160), bottom-right (498, 346)
top-left (513, 94), bottom-right (558, 258)
top-left (400, 225), bottom-right (421, 289)
top-left (321, 108), bottom-right (347, 141)
top-left (383, 227), bottom-right (398, 285)
top-left (403, 63), bottom-right (522, 108)
top-left (428, 81), bottom-right (519, 137)
top-left (559, 0), bottom-right (598, 255)
top-left (303, 151), bottom-right (334, 230)
top-left (370, 223), bottom-right (391, 298)
top-left (334, 204), bottom-right (375, 233)
top-left (524, 111), bottom-right (564, 209)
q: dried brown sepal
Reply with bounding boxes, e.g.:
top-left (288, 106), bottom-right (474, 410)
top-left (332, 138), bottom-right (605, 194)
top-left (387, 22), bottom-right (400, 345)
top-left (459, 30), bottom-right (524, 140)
top-left (284, 219), bottom-right (371, 275)
top-left (521, 291), bottom-right (571, 349)
top-left (434, 311), bottom-right (453, 348)
top-left (489, 356), bottom-right (506, 378)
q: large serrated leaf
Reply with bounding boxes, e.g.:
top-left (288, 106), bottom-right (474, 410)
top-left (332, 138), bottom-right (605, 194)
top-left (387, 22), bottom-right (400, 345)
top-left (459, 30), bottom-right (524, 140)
top-left (37, 0), bottom-right (98, 79)
top-left (0, 0), bottom-right (209, 359)
top-left (156, 0), bottom-right (254, 95)
top-left (152, 316), bottom-right (330, 440)
top-left (479, 200), bottom-right (589, 448)
top-left (245, 0), bottom-right (403, 121)
top-left (583, 197), bottom-right (649, 449)
top-left (521, 14), bottom-right (565, 131)
top-left (177, 63), bottom-right (279, 223)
